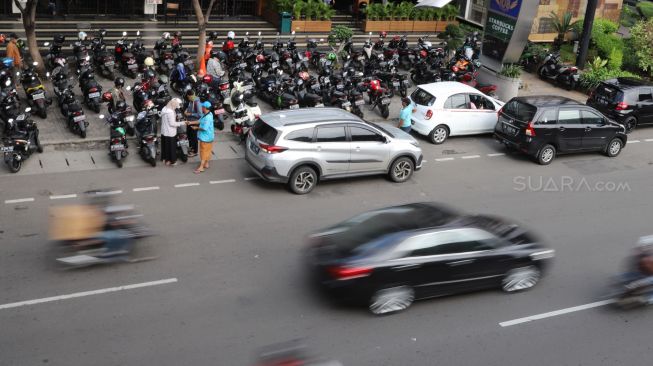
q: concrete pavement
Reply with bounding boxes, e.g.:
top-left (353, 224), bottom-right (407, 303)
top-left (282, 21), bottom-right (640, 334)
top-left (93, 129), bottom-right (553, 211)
top-left (1, 127), bottom-right (652, 365)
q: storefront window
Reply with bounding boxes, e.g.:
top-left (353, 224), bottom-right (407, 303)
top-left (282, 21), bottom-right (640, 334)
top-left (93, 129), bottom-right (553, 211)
top-left (537, 17), bottom-right (555, 33)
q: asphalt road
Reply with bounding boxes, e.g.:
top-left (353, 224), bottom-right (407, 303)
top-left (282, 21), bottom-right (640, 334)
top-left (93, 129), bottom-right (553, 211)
top-left (1, 130), bottom-right (653, 365)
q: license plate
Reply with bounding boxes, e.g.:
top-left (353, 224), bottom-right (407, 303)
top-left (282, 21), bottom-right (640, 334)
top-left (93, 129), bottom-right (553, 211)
top-left (73, 115), bottom-right (85, 122)
top-left (165, 59), bottom-right (174, 65)
top-left (381, 98), bottom-right (391, 105)
top-left (325, 61), bottom-right (332, 66)
top-left (249, 140), bottom-right (260, 154)
top-left (503, 123), bottom-right (516, 134)
top-left (315, 103), bottom-right (324, 108)
top-left (289, 104), bottom-right (299, 110)
top-left (392, 81), bottom-right (400, 87)
top-left (105, 61), bottom-right (115, 67)
top-left (127, 64), bottom-right (138, 69)
top-left (271, 62), bottom-right (279, 68)
top-left (355, 99), bottom-right (365, 106)
top-left (239, 63), bottom-right (247, 68)
top-left (337, 84), bottom-right (344, 89)
top-left (215, 108), bottom-right (225, 115)
top-left (357, 56), bottom-right (364, 61)
top-left (342, 101), bottom-right (351, 108)
top-left (243, 84), bottom-right (253, 91)
top-left (5, 105), bottom-right (12, 109)
top-left (110, 144), bottom-right (124, 151)
top-left (89, 92), bottom-right (100, 99)
top-left (32, 93), bottom-right (45, 100)
top-left (1, 146), bottom-right (13, 152)
top-left (177, 139), bottom-right (189, 146)
top-left (302, 57), bottom-right (308, 62)
top-left (234, 116), bottom-right (248, 123)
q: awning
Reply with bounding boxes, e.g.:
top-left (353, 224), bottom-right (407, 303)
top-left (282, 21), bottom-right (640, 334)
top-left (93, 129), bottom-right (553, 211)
top-left (415, 0), bottom-right (454, 8)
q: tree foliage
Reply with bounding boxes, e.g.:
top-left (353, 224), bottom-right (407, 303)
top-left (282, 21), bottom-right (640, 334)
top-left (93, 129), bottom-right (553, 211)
top-left (629, 17), bottom-right (653, 76)
top-left (548, 11), bottom-right (580, 50)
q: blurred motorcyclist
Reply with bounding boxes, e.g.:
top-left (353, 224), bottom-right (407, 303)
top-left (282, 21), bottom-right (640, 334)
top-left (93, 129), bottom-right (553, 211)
top-left (622, 235), bottom-right (653, 304)
top-left (206, 49), bottom-right (225, 79)
top-left (107, 78), bottom-right (127, 114)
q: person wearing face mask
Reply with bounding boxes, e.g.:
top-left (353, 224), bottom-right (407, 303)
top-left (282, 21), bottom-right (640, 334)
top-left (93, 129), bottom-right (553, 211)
top-left (160, 98), bottom-right (191, 166)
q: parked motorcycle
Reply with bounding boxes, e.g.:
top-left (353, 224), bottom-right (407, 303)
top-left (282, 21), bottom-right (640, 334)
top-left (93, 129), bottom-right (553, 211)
top-left (77, 64), bottom-right (103, 113)
top-left (2, 107), bottom-right (42, 173)
top-left (59, 86), bottom-right (89, 138)
top-left (116, 32), bottom-right (138, 78)
top-left (538, 52), bottom-right (580, 90)
top-left (18, 62), bottom-right (51, 118)
top-left (102, 112), bottom-right (129, 168)
top-left (134, 105), bottom-right (158, 167)
top-left (0, 84), bottom-right (21, 132)
top-left (91, 29), bottom-right (116, 80)
top-left (366, 79), bottom-right (391, 119)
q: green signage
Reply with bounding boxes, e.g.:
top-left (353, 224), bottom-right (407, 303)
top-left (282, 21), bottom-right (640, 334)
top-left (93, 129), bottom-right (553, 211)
top-left (486, 11), bottom-right (516, 42)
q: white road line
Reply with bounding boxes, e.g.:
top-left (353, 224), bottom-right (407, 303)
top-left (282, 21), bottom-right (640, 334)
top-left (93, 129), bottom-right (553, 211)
top-left (645, 139), bottom-right (653, 142)
top-left (461, 155), bottom-right (481, 159)
top-left (435, 157), bottom-right (455, 162)
top-left (499, 299), bottom-right (615, 327)
top-left (133, 186), bottom-right (160, 192)
top-left (49, 194), bottom-right (77, 200)
top-left (487, 153), bottom-right (506, 157)
top-left (422, 160), bottom-right (428, 163)
top-left (98, 190), bottom-right (123, 195)
top-left (627, 140), bottom-right (641, 144)
top-left (174, 183), bottom-right (200, 188)
top-left (0, 278), bottom-right (178, 311)
top-left (210, 179), bottom-right (236, 184)
top-left (4, 198), bottom-right (34, 204)
top-left (244, 177), bottom-right (260, 181)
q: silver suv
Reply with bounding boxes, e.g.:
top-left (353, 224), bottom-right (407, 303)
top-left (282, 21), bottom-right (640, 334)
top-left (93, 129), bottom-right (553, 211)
top-left (245, 108), bottom-right (423, 194)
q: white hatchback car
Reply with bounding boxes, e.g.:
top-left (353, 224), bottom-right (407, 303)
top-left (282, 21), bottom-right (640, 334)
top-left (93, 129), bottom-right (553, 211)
top-left (409, 81), bottom-right (505, 144)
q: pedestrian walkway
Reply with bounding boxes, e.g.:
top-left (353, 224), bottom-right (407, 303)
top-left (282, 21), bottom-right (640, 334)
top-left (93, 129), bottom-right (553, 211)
top-left (518, 71), bottom-right (588, 102)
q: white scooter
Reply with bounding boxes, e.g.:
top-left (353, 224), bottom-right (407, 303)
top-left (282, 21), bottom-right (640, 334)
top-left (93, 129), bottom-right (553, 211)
top-left (230, 91), bottom-right (261, 142)
top-left (223, 79), bottom-right (254, 113)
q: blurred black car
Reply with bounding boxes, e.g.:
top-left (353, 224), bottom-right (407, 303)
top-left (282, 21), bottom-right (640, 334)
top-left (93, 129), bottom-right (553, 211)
top-left (306, 203), bottom-right (554, 315)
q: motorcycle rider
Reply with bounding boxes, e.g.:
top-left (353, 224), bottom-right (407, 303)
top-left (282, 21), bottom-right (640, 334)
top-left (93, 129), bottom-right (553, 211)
top-left (107, 78), bottom-right (127, 114)
top-left (206, 49), bottom-right (225, 80)
top-left (223, 31), bottom-right (236, 53)
top-left (153, 32), bottom-right (171, 60)
top-left (623, 236), bottom-right (653, 304)
top-left (172, 31), bottom-right (182, 48)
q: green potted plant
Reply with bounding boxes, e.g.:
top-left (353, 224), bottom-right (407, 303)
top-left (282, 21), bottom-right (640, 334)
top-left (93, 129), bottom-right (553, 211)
top-left (495, 63), bottom-right (523, 101)
top-left (293, 0), bottom-right (304, 20)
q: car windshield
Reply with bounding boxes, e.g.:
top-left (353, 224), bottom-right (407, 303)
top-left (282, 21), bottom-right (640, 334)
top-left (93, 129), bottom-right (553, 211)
top-left (367, 121), bottom-right (394, 137)
top-left (502, 100), bottom-right (537, 122)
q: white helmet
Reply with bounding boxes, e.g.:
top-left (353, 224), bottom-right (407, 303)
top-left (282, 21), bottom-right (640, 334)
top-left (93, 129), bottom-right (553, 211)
top-left (637, 235), bottom-right (653, 251)
top-left (162, 32), bottom-right (171, 40)
top-left (227, 31), bottom-right (235, 40)
top-left (144, 57), bottom-right (155, 67)
top-left (78, 31), bottom-right (87, 41)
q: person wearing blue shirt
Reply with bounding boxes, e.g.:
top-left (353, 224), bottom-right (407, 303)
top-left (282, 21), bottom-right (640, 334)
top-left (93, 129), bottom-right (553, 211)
top-left (398, 97), bottom-right (415, 133)
top-left (189, 101), bottom-right (214, 174)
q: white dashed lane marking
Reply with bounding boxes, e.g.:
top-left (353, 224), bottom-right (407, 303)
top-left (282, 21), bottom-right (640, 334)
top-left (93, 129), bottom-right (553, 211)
top-left (4, 198), bottom-right (34, 204)
top-left (49, 194), bottom-right (77, 200)
top-left (210, 179), bottom-right (236, 184)
top-left (627, 140), bottom-right (641, 144)
top-left (133, 186), bottom-right (160, 192)
top-left (435, 158), bottom-right (455, 162)
top-left (461, 155), bottom-right (481, 159)
top-left (645, 139), bottom-right (653, 142)
top-left (487, 153), bottom-right (506, 157)
top-left (244, 177), bottom-right (260, 181)
top-left (174, 183), bottom-right (200, 188)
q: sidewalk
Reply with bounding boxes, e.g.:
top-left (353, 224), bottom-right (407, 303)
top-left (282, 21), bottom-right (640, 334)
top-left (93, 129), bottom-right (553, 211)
top-left (518, 71), bottom-right (588, 102)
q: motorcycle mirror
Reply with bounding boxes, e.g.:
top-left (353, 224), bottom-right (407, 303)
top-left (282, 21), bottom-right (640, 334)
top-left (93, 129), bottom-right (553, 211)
top-left (137, 31), bottom-right (141, 36)
top-left (99, 114), bottom-right (105, 119)
top-left (291, 31), bottom-right (295, 35)
top-left (25, 107), bottom-right (31, 113)
top-left (46, 72), bottom-right (50, 78)
top-left (85, 55), bottom-right (90, 61)
top-left (4, 79), bottom-right (10, 87)
top-left (8, 118), bottom-right (14, 123)
top-left (258, 31), bottom-right (261, 36)
top-left (126, 85), bottom-right (132, 91)
top-left (369, 32), bottom-right (372, 36)
top-left (44, 42), bottom-right (50, 46)
top-left (122, 31), bottom-right (127, 37)
top-left (32, 61), bottom-right (38, 66)
top-left (246, 32), bottom-right (249, 36)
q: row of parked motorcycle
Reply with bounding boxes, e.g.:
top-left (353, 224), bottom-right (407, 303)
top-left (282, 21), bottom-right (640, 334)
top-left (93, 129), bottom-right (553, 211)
top-left (0, 27), bottom-right (495, 172)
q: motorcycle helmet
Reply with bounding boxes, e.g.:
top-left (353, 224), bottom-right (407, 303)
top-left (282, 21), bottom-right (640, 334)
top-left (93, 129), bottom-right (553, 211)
top-left (54, 34), bottom-right (65, 44)
top-left (1, 57), bottom-right (13, 69)
top-left (115, 127), bottom-right (126, 135)
top-left (369, 79), bottom-right (381, 91)
top-left (174, 31), bottom-right (182, 39)
top-left (158, 75), bottom-right (169, 85)
top-left (419, 50), bottom-right (427, 59)
top-left (223, 40), bottom-right (235, 52)
top-left (144, 69), bottom-right (156, 81)
top-left (114, 77), bottom-right (125, 88)
top-left (209, 48), bottom-right (220, 59)
top-left (78, 31), bottom-right (88, 41)
top-left (256, 54), bottom-right (265, 63)
top-left (102, 91), bottom-right (113, 102)
top-left (380, 31), bottom-right (387, 38)
top-left (116, 100), bottom-right (127, 111)
top-left (227, 31), bottom-right (235, 40)
top-left (144, 57), bottom-right (155, 67)
top-left (298, 71), bottom-right (309, 81)
top-left (162, 32), bottom-right (171, 40)
top-left (208, 31), bottom-right (218, 40)
top-left (97, 29), bottom-right (107, 37)
top-left (327, 53), bottom-right (337, 61)
top-left (393, 35), bottom-right (400, 42)
top-left (270, 53), bottom-right (280, 62)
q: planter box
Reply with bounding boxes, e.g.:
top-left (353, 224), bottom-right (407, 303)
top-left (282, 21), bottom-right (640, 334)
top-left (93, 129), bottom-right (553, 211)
top-left (436, 20), bottom-right (457, 32)
top-left (478, 66), bottom-right (520, 102)
top-left (389, 20), bottom-right (413, 32)
top-left (363, 20), bottom-right (389, 32)
top-left (412, 21), bottom-right (437, 32)
top-left (293, 20), bottom-right (332, 33)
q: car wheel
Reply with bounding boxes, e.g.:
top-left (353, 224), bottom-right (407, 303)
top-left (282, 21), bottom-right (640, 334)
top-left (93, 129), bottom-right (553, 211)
top-left (429, 125), bottom-right (448, 144)
top-left (537, 144), bottom-right (555, 165)
top-left (388, 157), bottom-right (414, 183)
top-left (623, 116), bottom-right (637, 133)
top-left (605, 138), bottom-right (623, 157)
top-left (502, 265), bottom-right (541, 292)
top-left (288, 166), bottom-right (317, 195)
top-left (369, 286), bottom-right (415, 315)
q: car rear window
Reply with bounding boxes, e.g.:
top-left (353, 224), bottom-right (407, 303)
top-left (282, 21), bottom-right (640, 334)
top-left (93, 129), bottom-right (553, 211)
top-left (595, 83), bottom-right (624, 103)
top-left (502, 100), bottom-right (537, 122)
top-left (252, 119), bottom-right (279, 145)
top-left (411, 88), bottom-right (436, 106)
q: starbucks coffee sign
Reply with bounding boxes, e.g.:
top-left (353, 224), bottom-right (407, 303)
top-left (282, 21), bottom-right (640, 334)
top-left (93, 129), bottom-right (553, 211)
top-left (480, 0), bottom-right (539, 72)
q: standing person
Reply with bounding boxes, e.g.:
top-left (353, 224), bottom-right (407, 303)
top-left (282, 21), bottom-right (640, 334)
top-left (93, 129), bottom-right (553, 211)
top-left (190, 101), bottom-right (214, 174)
top-left (184, 89), bottom-right (201, 157)
top-left (108, 78), bottom-right (127, 114)
top-left (5, 33), bottom-right (22, 71)
top-left (398, 97), bottom-right (414, 133)
top-left (160, 98), bottom-right (191, 166)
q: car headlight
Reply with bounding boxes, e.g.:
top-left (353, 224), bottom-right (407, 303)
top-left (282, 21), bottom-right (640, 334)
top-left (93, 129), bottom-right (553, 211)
top-left (410, 140), bottom-right (419, 147)
top-left (530, 249), bottom-right (555, 261)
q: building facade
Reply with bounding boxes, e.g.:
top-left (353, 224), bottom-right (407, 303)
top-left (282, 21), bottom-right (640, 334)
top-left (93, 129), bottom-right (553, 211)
top-left (455, 0), bottom-right (623, 42)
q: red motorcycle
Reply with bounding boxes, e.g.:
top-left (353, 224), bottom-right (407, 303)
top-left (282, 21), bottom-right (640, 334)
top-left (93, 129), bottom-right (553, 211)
top-left (459, 71), bottom-right (498, 97)
top-left (365, 79), bottom-right (391, 119)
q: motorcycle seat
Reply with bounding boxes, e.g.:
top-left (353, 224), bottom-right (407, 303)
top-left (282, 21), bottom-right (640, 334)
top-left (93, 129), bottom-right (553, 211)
top-left (110, 129), bottom-right (124, 138)
top-left (333, 91), bottom-right (346, 98)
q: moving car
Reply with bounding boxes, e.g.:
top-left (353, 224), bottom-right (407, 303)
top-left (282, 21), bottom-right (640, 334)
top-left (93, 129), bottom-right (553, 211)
top-left (586, 77), bottom-right (653, 133)
top-left (245, 108), bottom-right (423, 194)
top-left (409, 81), bottom-right (504, 144)
top-left (306, 202), bottom-right (554, 315)
top-left (494, 96), bottom-right (627, 165)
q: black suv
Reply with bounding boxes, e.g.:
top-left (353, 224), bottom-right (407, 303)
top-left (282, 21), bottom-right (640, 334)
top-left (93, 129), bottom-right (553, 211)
top-left (494, 96), bottom-right (627, 165)
top-left (586, 78), bottom-right (653, 133)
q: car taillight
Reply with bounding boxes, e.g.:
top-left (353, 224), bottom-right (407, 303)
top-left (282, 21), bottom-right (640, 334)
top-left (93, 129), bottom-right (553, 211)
top-left (525, 121), bottom-right (536, 137)
top-left (259, 143), bottom-right (288, 154)
top-left (74, 111), bottom-right (82, 116)
top-left (425, 109), bottom-right (433, 120)
top-left (111, 138), bottom-right (121, 144)
top-left (616, 102), bottom-right (628, 111)
top-left (328, 266), bottom-right (372, 280)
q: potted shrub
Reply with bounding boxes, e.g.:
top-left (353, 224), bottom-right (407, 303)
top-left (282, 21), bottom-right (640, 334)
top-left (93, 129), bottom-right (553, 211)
top-left (438, 4), bottom-right (459, 31)
top-left (390, 1), bottom-right (413, 31)
top-left (495, 64), bottom-right (523, 101)
top-left (363, 3), bottom-right (388, 32)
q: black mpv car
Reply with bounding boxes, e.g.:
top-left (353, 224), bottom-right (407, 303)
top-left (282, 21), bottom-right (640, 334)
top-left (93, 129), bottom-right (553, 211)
top-left (494, 96), bottom-right (627, 165)
top-left (586, 78), bottom-right (653, 133)
top-left (306, 203), bottom-right (554, 315)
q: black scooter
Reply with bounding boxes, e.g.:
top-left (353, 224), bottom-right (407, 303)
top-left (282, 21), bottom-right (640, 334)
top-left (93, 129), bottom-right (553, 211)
top-left (538, 52), bottom-right (580, 91)
top-left (2, 107), bottom-right (42, 173)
